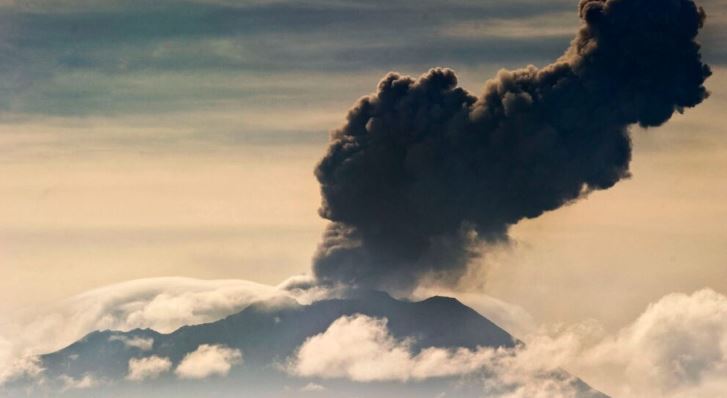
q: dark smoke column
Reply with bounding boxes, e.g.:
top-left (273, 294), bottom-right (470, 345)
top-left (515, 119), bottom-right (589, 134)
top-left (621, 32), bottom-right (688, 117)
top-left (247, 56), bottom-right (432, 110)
top-left (312, 0), bottom-right (711, 292)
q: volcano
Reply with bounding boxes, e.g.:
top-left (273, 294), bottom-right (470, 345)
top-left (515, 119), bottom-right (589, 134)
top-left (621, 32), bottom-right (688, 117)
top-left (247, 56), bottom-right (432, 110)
top-left (9, 291), bottom-right (607, 397)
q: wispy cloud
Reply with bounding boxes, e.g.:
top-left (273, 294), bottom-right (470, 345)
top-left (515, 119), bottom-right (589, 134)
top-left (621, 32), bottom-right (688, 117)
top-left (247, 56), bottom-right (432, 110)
top-left (411, 286), bottom-right (537, 338)
top-left (0, 0), bottom-right (575, 120)
top-left (300, 382), bottom-right (326, 392)
top-left (109, 335), bottom-right (154, 351)
top-left (54, 277), bottom-right (284, 333)
top-left (441, 12), bottom-right (575, 40)
top-left (0, 354), bottom-right (44, 385)
top-left (58, 373), bottom-right (98, 391)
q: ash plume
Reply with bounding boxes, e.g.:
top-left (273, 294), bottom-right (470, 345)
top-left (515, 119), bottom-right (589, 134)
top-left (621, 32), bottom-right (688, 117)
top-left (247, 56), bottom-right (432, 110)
top-left (312, 0), bottom-right (711, 291)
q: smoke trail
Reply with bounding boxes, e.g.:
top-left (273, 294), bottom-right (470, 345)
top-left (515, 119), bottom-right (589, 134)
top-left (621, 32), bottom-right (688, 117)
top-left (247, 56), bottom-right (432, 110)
top-left (312, 0), bottom-right (711, 291)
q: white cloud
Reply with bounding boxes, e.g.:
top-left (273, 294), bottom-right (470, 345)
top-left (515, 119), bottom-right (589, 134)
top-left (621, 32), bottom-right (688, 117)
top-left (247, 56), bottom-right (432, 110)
top-left (66, 277), bottom-right (284, 333)
top-left (288, 314), bottom-right (496, 382)
top-left (4, 274), bottom-right (727, 397)
top-left (109, 335), bottom-right (154, 351)
top-left (59, 374), bottom-right (97, 391)
top-left (126, 355), bottom-right (172, 382)
top-left (566, 288), bottom-right (727, 398)
top-left (286, 290), bottom-right (727, 397)
top-left (175, 344), bottom-right (242, 380)
top-left (289, 314), bottom-right (413, 382)
top-left (278, 274), bottom-right (347, 305)
top-left (424, 288), bottom-right (727, 398)
top-left (287, 314), bottom-right (581, 397)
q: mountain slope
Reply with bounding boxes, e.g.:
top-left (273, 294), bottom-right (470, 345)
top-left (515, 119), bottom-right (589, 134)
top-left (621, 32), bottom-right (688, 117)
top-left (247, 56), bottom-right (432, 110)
top-left (8, 291), bottom-right (607, 397)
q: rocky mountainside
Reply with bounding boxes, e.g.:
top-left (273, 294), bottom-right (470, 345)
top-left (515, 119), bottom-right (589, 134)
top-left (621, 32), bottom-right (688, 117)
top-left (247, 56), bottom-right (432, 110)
top-left (7, 291), bottom-right (608, 397)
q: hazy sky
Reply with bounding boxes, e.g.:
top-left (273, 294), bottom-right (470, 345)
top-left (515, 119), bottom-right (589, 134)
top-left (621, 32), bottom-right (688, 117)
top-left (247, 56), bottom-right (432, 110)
top-left (1, 0), bottom-right (726, 333)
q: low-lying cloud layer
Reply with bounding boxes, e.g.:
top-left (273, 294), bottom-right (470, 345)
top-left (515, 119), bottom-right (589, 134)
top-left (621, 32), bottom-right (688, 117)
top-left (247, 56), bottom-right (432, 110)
top-left (0, 275), bottom-right (530, 387)
top-left (287, 314), bottom-right (586, 397)
top-left (3, 277), bottom-right (727, 397)
top-left (572, 288), bottom-right (727, 398)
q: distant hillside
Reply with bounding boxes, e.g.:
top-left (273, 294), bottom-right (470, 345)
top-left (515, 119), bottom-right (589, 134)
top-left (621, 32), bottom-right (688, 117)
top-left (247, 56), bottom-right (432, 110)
top-left (5, 291), bottom-right (608, 398)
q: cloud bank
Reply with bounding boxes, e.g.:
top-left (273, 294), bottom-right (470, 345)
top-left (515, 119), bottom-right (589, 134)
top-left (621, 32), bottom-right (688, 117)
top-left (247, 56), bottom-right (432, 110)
top-left (571, 288), bottom-right (727, 398)
top-left (175, 344), bottom-right (242, 380)
top-left (3, 277), bottom-right (727, 398)
top-left (287, 314), bottom-right (584, 396)
top-left (313, 0), bottom-right (711, 291)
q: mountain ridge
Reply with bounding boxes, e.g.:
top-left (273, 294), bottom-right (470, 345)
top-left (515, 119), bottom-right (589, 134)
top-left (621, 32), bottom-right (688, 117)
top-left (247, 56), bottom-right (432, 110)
top-left (5, 291), bottom-right (608, 397)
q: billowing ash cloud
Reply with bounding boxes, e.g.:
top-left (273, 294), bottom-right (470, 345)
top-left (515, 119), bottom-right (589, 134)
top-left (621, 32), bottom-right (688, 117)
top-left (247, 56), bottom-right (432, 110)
top-left (313, 0), bottom-right (711, 290)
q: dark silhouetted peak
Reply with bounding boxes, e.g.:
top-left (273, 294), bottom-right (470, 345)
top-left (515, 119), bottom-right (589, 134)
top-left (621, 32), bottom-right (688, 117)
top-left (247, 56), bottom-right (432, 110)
top-left (33, 292), bottom-right (607, 398)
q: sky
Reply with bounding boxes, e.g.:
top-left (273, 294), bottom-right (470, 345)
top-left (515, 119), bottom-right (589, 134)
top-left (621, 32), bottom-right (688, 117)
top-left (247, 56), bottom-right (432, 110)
top-left (1, 0), bottom-right (727, 343)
